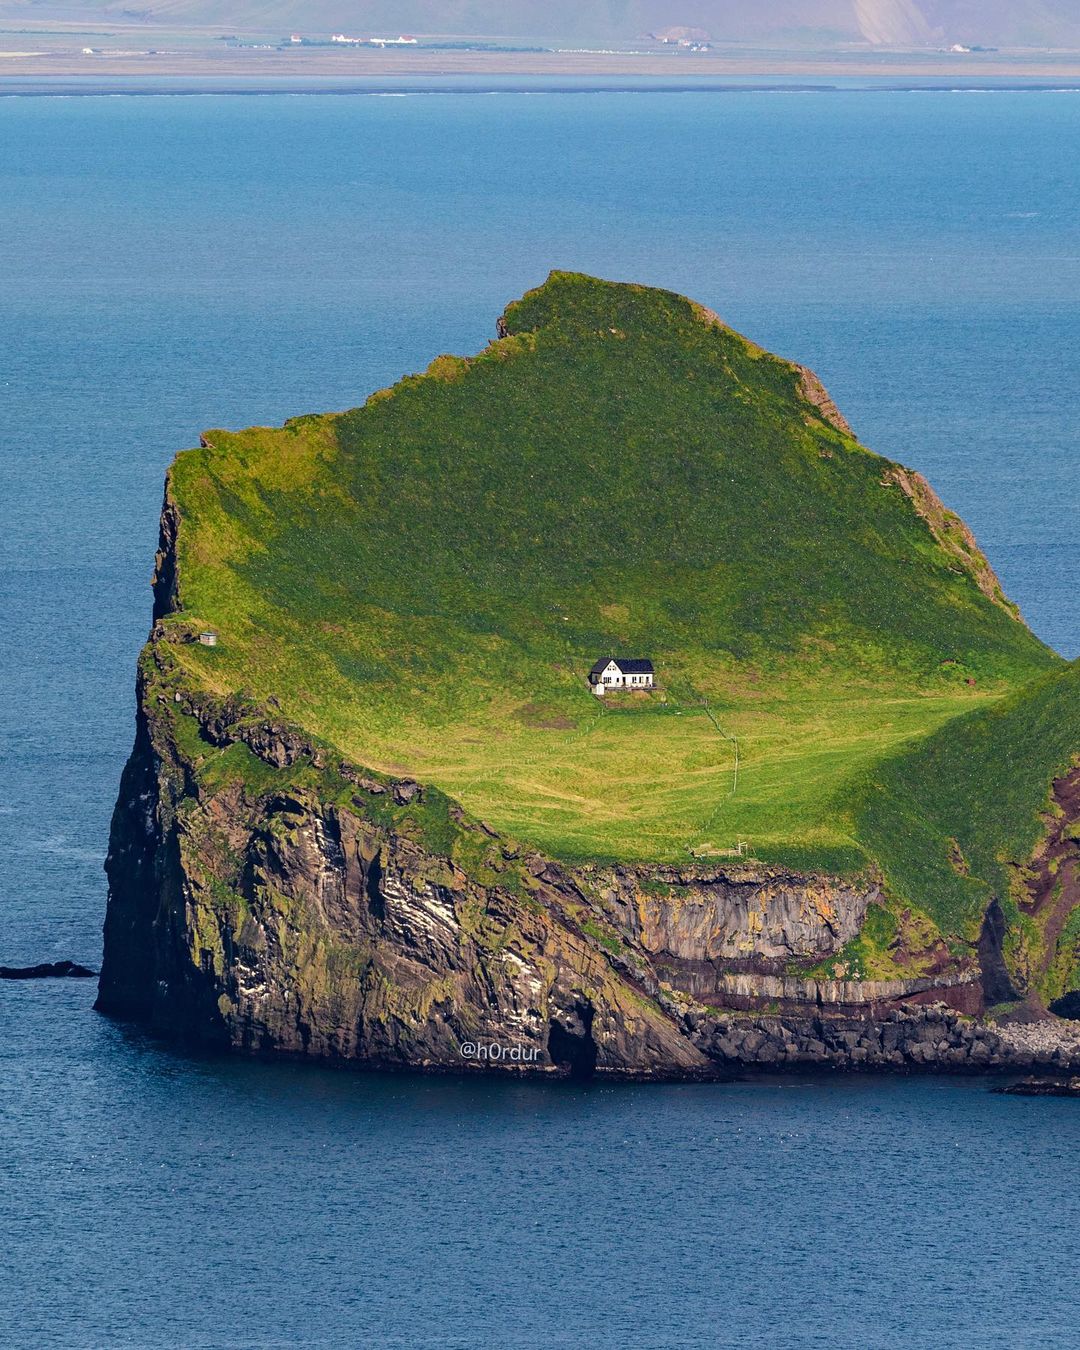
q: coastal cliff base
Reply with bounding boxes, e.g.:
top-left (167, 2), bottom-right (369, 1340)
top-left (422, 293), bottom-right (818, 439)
top-left (96, 659), bottom-right (1080, 1079)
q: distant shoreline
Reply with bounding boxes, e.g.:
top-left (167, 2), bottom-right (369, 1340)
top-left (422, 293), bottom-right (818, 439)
top-left (4, 73), bottom-right (1080, 97)
top-left (3, 43), bottom-right (1080, 90)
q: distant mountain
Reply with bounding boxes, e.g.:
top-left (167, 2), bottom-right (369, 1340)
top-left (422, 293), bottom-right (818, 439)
top-left (6, 0), bottom-right (1080, 47)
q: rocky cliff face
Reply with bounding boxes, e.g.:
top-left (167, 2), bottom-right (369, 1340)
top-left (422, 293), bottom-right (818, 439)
top-left (98, 649), bottom-right (712, 1078)
top-left (97, 630), bottom-right (1080, 1078)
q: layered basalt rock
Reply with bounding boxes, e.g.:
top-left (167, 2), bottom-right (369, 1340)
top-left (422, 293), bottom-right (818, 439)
top-left (613, 863), bottom-right (876, 963)
top-left (689, 1006), bottom-right (1080, 1073)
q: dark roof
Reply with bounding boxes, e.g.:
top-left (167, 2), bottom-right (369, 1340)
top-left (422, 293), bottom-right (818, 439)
top-left (589, 656), bottom-right (654, 676)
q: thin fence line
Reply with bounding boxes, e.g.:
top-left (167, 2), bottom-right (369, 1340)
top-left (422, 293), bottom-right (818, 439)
top-left (443, 665), bottom-right (742, 857)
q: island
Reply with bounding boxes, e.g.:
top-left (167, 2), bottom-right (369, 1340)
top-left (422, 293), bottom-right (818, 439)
top-left (96, 272), bottom-right (1080, 1077)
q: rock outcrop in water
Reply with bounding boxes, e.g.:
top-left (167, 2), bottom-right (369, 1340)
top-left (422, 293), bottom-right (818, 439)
top-left (998, 1076), bottom-right (1080, 1098)
top-left (97, 274), bottom-right (1080, 1077)
top-left (1, 961), bottom-right (96, 980)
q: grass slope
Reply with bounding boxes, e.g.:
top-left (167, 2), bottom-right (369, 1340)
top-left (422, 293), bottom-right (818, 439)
top-left (855, 661), bottom-right (1080, 939)
top-left (164, 271), bottom-right (1063, 883)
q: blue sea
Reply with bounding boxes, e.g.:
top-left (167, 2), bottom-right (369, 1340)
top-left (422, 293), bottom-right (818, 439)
top-left (1, 86), bottom-right (1078, 1346)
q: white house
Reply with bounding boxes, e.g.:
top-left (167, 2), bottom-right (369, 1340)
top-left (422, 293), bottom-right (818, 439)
top-left (588, 657), bottom-right (655, 696)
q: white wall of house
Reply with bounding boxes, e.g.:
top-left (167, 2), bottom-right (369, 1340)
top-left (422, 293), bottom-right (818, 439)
top-left (594, 662), bottom-right (654, 694)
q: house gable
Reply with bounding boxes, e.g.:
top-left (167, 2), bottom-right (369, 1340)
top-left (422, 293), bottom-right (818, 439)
top-left (589, 657), bottom-right (620, 678)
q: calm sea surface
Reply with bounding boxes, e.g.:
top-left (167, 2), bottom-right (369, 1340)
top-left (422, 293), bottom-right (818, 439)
top-left (1, 88), bottom-right (1078, 1346)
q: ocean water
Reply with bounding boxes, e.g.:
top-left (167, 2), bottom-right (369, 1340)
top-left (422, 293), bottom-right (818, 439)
top-left (1, 89), bottom-right (1078, 1346)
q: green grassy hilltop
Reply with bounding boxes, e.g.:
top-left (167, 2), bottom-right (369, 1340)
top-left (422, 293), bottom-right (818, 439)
top-left (162, 272), bottom-right (1075, 923)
